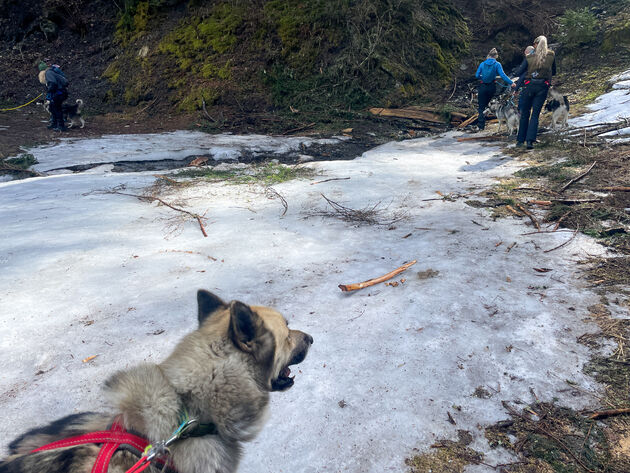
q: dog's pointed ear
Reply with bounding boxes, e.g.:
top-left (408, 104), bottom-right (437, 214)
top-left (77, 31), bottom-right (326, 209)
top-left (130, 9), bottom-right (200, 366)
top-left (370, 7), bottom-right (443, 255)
top-left (228, 301), bottom-right (261, 353)
top-left (197, 290), bottom-right (226, 326)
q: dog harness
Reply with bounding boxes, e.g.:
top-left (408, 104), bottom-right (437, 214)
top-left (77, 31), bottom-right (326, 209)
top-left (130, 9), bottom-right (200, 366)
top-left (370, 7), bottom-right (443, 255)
top-left (28, 414), bottom-right (217, 473)
top-left (30, 417), bottom-right (153, 473)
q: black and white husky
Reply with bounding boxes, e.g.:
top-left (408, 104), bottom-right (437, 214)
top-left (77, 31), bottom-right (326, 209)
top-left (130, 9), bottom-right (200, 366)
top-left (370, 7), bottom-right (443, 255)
top-left (44, 98), bottom-right (85, 128)
top-left (545, 88), bottom-right (569, 129)
top-left (486, 97), bottom-right (520, 135)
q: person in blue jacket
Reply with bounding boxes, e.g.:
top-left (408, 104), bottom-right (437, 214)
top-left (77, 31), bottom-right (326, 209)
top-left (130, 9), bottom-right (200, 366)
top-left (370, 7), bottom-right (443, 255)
top-left (475, 48), bottom-right (515, 130)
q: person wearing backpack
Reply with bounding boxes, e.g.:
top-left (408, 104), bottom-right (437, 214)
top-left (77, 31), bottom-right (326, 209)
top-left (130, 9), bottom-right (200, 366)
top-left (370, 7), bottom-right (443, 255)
top-left (513, 36), bottom-right (556, 149)
top-left (39, 61), bottom-right (69, 131)
top-left (475, 48), bottom-right (515, 131)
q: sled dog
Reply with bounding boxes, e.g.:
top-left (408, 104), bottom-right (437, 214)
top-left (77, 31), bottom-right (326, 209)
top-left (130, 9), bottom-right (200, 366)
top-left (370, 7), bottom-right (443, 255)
top-left (545, 87), bottom-right (569, 129)
top-left (486, 97), bottom-right (520, 135)
top-left (0, 290), bottom-right (313, 473)
top-left (44, 98), bottom-right (85, 128)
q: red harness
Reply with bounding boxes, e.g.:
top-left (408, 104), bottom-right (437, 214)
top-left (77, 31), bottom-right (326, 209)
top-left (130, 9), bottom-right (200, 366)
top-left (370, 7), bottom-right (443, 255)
top-left (30, 418), bottom-right (151, 473)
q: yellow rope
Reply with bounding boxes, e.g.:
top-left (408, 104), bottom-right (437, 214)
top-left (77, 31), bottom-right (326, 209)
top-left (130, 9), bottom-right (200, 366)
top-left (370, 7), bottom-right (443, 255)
top-left (0, 93), bottom-right (43, 112)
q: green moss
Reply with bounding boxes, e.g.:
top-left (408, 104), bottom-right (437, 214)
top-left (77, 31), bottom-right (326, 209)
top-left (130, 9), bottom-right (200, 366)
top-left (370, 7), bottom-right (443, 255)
top-left (5, 153), bottom-right (37, 169)
top-left (133, 1), bottom-right (150, 33)
top-left (177, 87), bottom-right (219, 112)
top-left (175, 162), bottom-right (314, 184)
top-left (158, 3), bottom-right (244, 71)
top-left (602, 14), bottom-right (630, 53)
top-left (102, 63), bottom-right (121, 84)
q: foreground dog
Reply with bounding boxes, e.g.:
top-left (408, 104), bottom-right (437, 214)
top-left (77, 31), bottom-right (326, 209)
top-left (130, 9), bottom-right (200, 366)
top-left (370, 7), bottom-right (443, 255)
top-left (44, 98), bottom-right (85, 128)
top-left (545, 88), bottom-right (569, 129)
top-left (0, 290), bottom-right (313, 473)
top-left (486, 97), bottom-right (520, 135)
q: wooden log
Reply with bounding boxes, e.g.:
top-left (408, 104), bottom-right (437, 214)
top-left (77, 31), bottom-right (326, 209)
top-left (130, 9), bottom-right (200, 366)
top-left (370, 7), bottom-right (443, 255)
top-left (458, 114), bottom-right (478, 128)
top-left (369, 107), bottom-right (445, 124)
top-left (598, 186), bottom-right (630, 192)
top-left (588, 408), bottom-right (630, 420)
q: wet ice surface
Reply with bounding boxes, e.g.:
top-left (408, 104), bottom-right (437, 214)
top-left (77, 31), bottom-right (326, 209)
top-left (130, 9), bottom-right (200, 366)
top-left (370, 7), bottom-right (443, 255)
top-left (0, 131), bottom-right (606, 472)
top-left (22, 131), bottom-right (345, 172)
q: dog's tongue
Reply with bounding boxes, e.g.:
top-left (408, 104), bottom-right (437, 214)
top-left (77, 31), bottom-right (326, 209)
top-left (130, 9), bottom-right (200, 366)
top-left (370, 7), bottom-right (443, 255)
top-left (281, 367), bottom-right (291, 378)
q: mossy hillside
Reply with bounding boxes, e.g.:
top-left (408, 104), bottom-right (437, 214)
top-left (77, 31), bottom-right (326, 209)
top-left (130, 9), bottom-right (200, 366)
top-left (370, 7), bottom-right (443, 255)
top-left (104, 0), bottom-right (470, 118)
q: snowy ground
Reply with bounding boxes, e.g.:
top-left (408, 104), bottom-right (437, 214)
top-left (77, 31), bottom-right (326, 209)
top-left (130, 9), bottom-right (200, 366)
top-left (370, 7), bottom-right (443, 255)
top-left (0, 126), bottom-right (610, 472)
top-left (569, 68), bottom-right (630, 143)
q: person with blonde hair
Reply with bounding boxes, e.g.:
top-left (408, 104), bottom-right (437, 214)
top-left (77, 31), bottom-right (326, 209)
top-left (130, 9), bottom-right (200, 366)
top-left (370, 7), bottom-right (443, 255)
top-left (513, 35), bottom-right (556, 149)
top-left (474, 47), bottom-right (515, 131)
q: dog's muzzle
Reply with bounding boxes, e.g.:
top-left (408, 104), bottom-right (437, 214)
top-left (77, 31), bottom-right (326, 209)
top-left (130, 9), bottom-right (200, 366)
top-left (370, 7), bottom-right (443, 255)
top-left (271, 331), bottom-right (313, 391)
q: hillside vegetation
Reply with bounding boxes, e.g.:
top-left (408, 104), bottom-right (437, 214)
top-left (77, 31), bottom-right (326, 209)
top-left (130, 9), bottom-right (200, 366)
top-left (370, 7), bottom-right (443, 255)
top-left (0, 0), bottom-right (627, 129)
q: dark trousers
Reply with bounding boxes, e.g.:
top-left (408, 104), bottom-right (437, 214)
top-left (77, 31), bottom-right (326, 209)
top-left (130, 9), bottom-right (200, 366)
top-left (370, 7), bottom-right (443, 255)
top-left (517, 83), bottom-right (549, 143)
top-left (477, 83), bottom-right (496, 129)
top-left (49, 94), bottom-right (65, 129)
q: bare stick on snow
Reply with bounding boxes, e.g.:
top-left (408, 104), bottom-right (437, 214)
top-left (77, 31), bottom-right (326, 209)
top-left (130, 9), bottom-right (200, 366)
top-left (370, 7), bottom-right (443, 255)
top-left (109, 190), bottom-right (208, 237)
top-left (339, 260), bottom-right (417, 292)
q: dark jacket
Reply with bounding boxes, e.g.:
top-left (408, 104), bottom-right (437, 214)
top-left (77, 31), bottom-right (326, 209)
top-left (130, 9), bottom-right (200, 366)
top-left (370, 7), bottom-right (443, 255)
top-left (514, 52), bottom-right (556, 88)
top-left (44, 67), bottom-right (69, 94)
top-left (475, 58), bottom-right (513, 86)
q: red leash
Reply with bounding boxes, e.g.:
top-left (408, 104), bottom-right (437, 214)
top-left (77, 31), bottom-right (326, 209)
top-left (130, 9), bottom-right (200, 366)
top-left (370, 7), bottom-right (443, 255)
top-left (31, 417), bottom-right (152, 473)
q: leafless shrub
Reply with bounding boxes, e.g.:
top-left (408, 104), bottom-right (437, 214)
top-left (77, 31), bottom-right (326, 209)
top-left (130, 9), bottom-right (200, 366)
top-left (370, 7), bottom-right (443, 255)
top-left (313, 193), bottom-right (407, 226)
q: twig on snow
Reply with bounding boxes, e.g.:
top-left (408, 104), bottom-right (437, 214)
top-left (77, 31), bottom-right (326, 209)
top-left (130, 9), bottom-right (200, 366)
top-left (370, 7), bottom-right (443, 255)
top-left (266, 186), bottom-right (288, 216)
top-left (108, 190), bottom-right (208, 237)
top-left (310, 177), bottom-right (351, 185)
top-left (516, 203), bottom-right (540, 230)
top-left (544, 227), bottom-right (579, 253)
top-left (339, 260), bottom-right (417, 292)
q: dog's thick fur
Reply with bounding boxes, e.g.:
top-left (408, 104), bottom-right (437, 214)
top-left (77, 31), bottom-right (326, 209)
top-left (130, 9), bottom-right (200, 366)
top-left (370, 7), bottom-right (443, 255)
top-left (545, 87), bottom-right (569, 129)
top-left (0, 290), bottom-right (313, 473)
top-left (486, 97), bottom-right (520, 135)
top-left (44, 99), bottom-right (85, 128)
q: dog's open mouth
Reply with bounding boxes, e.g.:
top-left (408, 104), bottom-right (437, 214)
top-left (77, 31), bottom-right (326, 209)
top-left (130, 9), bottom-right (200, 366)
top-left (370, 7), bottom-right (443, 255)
top-left (271, 366), bottom-right (295, 391)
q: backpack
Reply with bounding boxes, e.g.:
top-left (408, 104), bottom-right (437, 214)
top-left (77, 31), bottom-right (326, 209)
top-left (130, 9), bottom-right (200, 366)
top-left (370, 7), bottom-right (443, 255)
top-left (478, 61), bottom-right (497, 84)
top-left (50, 66), bottom-right (69, 89)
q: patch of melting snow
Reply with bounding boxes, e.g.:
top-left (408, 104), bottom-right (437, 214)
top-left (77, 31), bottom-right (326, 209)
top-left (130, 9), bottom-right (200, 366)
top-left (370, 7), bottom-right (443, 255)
top-left (16, 130), bottom-right (345, 172)
top-left (0, 129), bottom-right (609, 473)
top-left (570, 69), bottom-right (630, 128)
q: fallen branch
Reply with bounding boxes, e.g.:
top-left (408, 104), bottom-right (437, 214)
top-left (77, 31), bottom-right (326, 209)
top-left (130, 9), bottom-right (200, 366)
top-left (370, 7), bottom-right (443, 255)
top-left (369, 107), bottom-right (445, 124)
top-left (505, 205), bottom-right (521, 216)
top-left (339, 260), bottom-right (417, 292)
top-left (282, 122), bottom-right (315, 135)
top-left (110, 190), bottom-right (208, 237)
top-left (553, 211), bottom-right (571, 231)
top-left (544, 227), bottom-right (579, 253)
top-left (552, 198), bottom-right (602, 204)
top-left (458, 113), bottom-right (478, 128)
top-left (598, 186), bottom-right (630, 192)
top-left (201, 98), bottom-right (216, 123)
top-left (513, 187), bottom-right (561, 196)
top-left (456, 135), bottom-right (506, 142)
top-left (134, 97), bottom-right (159, 115)
top-left (153, 174), bottom-right (181, 186)
top-left (516, 203), bottom-right (541, 230)
top-left (266, 186), bottom-right (288, 216)
top-left (560, 161), bottom-right (596, 192)
top-left (529, 200), bottom-right (552, 205)
top-left (310, 177), bottom-right (351, 185)
top-left (588, 408), bottom-right (630, 420)
top-left (318, 194), bottom-right (406, 226)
